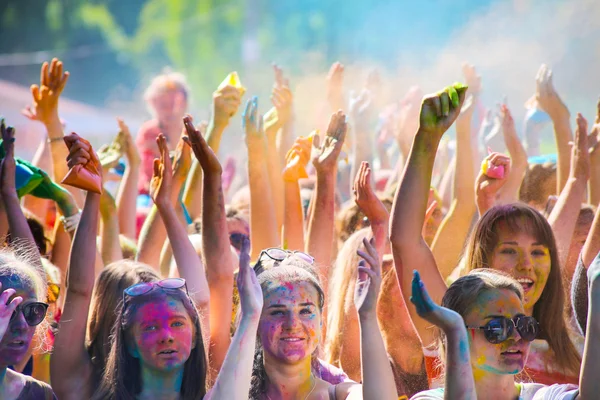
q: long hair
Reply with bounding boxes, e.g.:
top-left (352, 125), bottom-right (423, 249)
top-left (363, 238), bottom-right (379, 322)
top-left (247, 260), bottom-right (325, 400)
top-left (87, 260), bottom-right (159, 384)
top-left (464, 203), bottom-right (581, 375)
top-left (91, 288), bottom-right (206, 400)
top-left (325, 228), bottom-right (371, 367)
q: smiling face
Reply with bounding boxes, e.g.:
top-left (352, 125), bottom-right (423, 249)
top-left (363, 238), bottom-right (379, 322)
top-left (259, 281), bottom-right (321, 365)
top-left (489, 226), bottom-right (551, 314)
top-left (466, 289), bottom-right (531, 376)
top-left (0, 276), bottom-right (39, 367)
top-left (128, 297), bottom-right (194, 372)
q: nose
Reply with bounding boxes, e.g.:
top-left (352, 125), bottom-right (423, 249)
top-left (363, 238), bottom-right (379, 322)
top-left (159, 327), bottom-right (175, 344)
top-left (518, 252), bottom-right (533, 271)
top-left (283, 312), bottom-right (299, 330)
top-left (10, 310), bottom-right (28, 332)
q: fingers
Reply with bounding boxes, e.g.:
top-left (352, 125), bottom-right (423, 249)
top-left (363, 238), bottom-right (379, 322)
top-left (357, 238), bottom-right (381, 275)
top-left (575, 113), bottom-right (589, 154)
top-left (156, 134), bottom-right (172, 174)
top-left (40, 62), bottom-right (49, 87)
top-left (357, 263), bottom-right (377, 283)
top-left (440, 91), bottom-right (450, 117)
top-left (425, 200), bottom-right (438, 223)
top-left (31, 85), bottom-right (40, 101)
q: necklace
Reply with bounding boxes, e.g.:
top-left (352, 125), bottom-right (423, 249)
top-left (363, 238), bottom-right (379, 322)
top-left (265, 376), bottom-right (317, 400)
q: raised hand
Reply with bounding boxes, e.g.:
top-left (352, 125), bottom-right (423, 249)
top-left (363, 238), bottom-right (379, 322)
top-left (97, 131), bottom-right (125, 174)
top-left (183, 114), bottom-right (222, 175)
top-left (236, 238), bottom-right (263, 321)
top-left (326, 62), bottom-right (344, 111)
top-left (500, 105), bottom-right (525, 159)
top-left (149, 134), bottom-right (172, 206)
top-left (587, 99), bottom-right (600, 165)
top-left (213, 85), bottom-right (242, 129)
top-left (410, 270), bottom-right (464, 333)
top-left (117, 118), bottom-right (140, 167)
top-left (572, 113), bottom-right (590, 181)
top-left (354, 238), bottom-right (382, 316)
top-left (282, 134), bottom-right (312, 182)
top-left (0, 284), bottom-right (23, 343)
top-left (353, 161), bottom-right (388, 224)
top-left (462, 63), bottom-right (482, 96)
top-left (63, 132), bottom-right (102, 193)
top-left (243, 96), bottom-right (265, 143)
top-left (476, 151), bottom-right (511, 214)
top-left (311, 111), bottom-right (347, 173)
top-left (28, 58), bottom-right (69, 125)
top-left (535, 64), bottom-right (569, 119)
top-left (418, 83), bottom-right (468, 140)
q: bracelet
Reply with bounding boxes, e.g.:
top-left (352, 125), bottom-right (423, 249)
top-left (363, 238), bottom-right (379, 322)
top-left (48, 136), bottom-right (64, 144)
top-left (59, 211), bottom-right (82, 233)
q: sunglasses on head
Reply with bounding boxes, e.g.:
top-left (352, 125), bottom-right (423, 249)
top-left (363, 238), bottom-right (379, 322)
top-left (123, 278), bottom-right (188, 299)
top-left (466, 315), bottom-right (539, 344)
top-left (11, 301), bottom-right (49, 327)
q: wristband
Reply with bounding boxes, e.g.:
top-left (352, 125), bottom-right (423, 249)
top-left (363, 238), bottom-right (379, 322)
top-left (48, 136), bottom-right (64, 144)
top-left (59, 211), bottom-right (82, 233)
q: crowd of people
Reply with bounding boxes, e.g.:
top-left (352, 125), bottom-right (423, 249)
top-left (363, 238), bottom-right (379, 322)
top-left (0, 55), bottom-right (599, 400)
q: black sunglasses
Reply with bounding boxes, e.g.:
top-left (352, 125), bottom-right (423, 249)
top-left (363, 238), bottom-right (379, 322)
top-left (466, 315), bottom-right (539, 344)
top-left (11, 301), bottom-right (49, 327)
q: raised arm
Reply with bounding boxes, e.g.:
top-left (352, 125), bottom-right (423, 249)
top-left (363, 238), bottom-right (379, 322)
top-left (245, 97), bottom-right (279, 259)
top-left (535, 64), bottom-right (572, 193)
top-left (115, 119), bottom-right (140, 240)
top-left (431, 92), bottom-right (477, 280)
top-left (182, 85), bottom-right (240, 220)
top-left (204, 239), bottom-right (261, 400)
top-left (496, 104), bottom-right (528, 204)
top-left (50, 133), bottom-right (101, 400)
top-left (390, 84), bottom-right (466, 347)
top-left (28, 58), bottom-right (84, 208)
top-left (282, 135), bottom-right (312, 251)
top-left (579, 253), bottom-right (600, 399)
top-left (182, 115), bottom-right (235, 376)
top-left (150, 134), bottom-right (209, 309)
top-left (411, 271), bottom-right (476, 400)
top-left (352, 238), bottom-right (397, 400)
top-left (305, 111), bottom-right (347, 291)
top-left (349, 89), bottom-right (375, 193)
top-left (0, 121), bottom-right (43, 271)
top-left (588, 99), bottom-right (600, 205)
top-left (263, 66), bottom-right (294, 231)
top-left (137, 137), bottom-right (191, 271)
top-left (548, 114), bottom-right (590, 273)
top-left (99, 188), bottom-right (123, 265)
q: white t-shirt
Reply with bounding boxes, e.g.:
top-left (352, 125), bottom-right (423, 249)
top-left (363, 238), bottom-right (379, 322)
top-left (410, 383), bottom-right (579, 400)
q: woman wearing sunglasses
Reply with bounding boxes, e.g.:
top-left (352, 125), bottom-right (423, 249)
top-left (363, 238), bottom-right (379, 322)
top-left (410, 266), bottom-right (599, 399)
top-left (0, 252), bottom-right (53, 400)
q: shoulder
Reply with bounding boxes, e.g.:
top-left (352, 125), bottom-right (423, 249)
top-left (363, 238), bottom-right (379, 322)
top-left (136, 120), bottom-right (161, 144)
top-left (522, 383), bottom-right (579, 400)
top-left (18, 374), bottom-right (57, 399)
top-left (409, 388), bottom-right (445, 400)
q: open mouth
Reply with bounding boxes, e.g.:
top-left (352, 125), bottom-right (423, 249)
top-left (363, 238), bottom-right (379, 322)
top-left (158, 350), bottom-right (178, 355)
top-left (516, 278), bottom-right (534, 291)
top-left (501, 349), bottom-right (523, 359)
top-left (280, 337), bottom-right (304, 342)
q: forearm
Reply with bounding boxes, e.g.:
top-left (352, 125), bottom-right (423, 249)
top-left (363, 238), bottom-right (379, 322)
top-left (2, 192), bottom-right (43, 270)
top-left (432, 200), bottom-right (475, 280)
top-left (548, 177), bottom-right (587, 272)
top-left (182, 160), bottom-right (203, 221)
top-left (265, 137), bottom-right (284, 231)
top-left (68, 192), bottom-right (100, 296)
top-left (590, 166), bottom-right (600, 206)
top-left (359, 314), bottom-right (397, 400)
top-left (116, 163), bottom-right (140, 239)
top-left (579, 279), bottom-right (600, 398)
top-left (99, 209), bottom-right (123, 265)
top-left (202, 174), bottom-right (235, 374)
top-left (205, 317), bottom-right (259, 400)
top-left (158, 204), bottom-right (209, 308)
top-left (283, 180), bottom-right (305, 251)
top-left (305, 172), bottom-right (336, 283)
top-left (277, 118), bottom-right (295, 168)
top-left (552, 117), bottom-right (573, 193)
top-left (582, 202), bottom-right (600, 267)
top-left (443, 327), bottom-right (476, 400)
top-left (248, 142), bottom-right (279, 259)
top-left (136, 205), bottom-right (167, 271)
top-left (497, 159), bottom-right (527, 204)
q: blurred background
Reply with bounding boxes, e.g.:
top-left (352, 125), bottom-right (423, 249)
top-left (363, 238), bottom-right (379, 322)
top-left (1, 0), bottom-right (599, 155)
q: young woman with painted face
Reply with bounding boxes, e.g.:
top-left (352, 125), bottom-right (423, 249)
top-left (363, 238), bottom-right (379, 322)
top-left (410, 265), bottom-right (600, 400)
top-left (390, 84), bottom-right (580, 386)
top-left (248, 238), bottom-right (397, 400)
top-left (0, 121), bottom-right (54, 399)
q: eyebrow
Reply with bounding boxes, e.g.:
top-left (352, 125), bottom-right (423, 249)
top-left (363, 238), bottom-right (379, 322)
top-left (267, 302), bottom-right (315, 309)
top-left (499, 241), bottom-right (545, 247)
